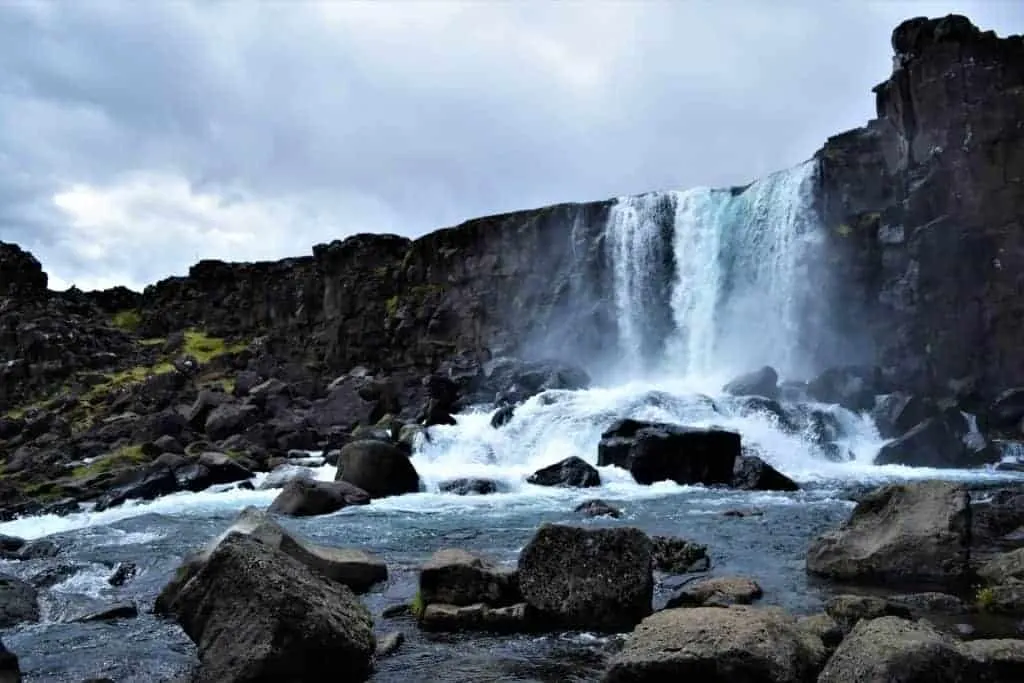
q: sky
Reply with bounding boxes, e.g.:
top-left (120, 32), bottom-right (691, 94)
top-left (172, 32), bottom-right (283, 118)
top-left (0, 1), bottom-right (1021, 291)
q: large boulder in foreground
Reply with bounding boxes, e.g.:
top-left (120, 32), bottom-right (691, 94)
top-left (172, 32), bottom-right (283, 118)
top-left (157, 532), bottom-right (375, 683)
top-left (597, 419), bottom-right (740, 486)
top-left (874, 407), bottom-right (998, 468)
top-left (817, 616), bottom-right (973, 683)
top-left (156, 507), bottom-right (386, 600)
top-left (335, 440), bottom-right (420, 498)
top-left (518, 523), bottom-right (652, 632)
top-left (267, 478), bottom-right (370, 517)
top-left (603, 606), bottom-right (826, 683)
top-left (0, 637), bottom-right (20, 683)
top-left (806, 481), bottom-right (971, 588)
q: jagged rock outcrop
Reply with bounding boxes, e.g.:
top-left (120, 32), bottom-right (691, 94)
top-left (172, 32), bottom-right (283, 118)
top-left (817, 15), bottom-right (1024, 397)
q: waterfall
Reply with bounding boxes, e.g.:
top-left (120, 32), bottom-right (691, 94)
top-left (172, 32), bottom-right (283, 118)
top-left (603, 160), bottom-right (820, 381)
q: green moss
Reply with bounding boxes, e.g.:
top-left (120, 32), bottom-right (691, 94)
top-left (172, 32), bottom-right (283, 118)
top-left (836, 223), bottom-right (852, 237)
top-left (385, 295), bottom-right (400, 317)
top-left (139, 337), bottom-right (166, 347)
top-left (182, 330), bottom-right (248, 363)
top-left (70, 444), bottom-right (148, 479)
top-left (410, 590), bottom-right (426, 619)
top-left (976, 585), bottom-right (996, 611)
top-left (112, 309), bottom-right (142, 332)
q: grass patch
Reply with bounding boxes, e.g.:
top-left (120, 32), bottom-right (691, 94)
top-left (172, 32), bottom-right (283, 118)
top-left (976, 585), bottom-right (996, 611)
top-left (70, 444), bottom-right (148, 479)
top-left (410, 590), bottom-right (426, 619)
top-left (112, 309), bottom-right (142, 332)
top-left (183, 330), bottom-right (248, 363)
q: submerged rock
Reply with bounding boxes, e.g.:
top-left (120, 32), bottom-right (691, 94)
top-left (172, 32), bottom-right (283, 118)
top-left (575, 499), bottom-right (622, 518)
top-left (71, 602), bottom-right (138, 623)
top-left (267, 478), bottom-right (370, 517)
top-left (518, 523), bottom-right (653, 632)
top-left (806, 481), bottom-right (971, 588)
top-left (597, 419), bottom-right (740, 487)
top-left (439, 478), bottom-right (499, 495)
top-left (158, 532), bottom-right (375, 683)
top-left (335, 439), bottom-right (420, 498)
top-left (731, 454), bottom-right (799, 491)
top-left (526, 456), bottom-right (600, 488)
top-left (604, 606), bottom-right (826, 683)
top-left (823, 594), bottom-right (912, 633)
top-left (650, 536), bottom-right (709, 574)
top-left (420, 602), bottom-right (532, 634)
top-left (665, 576), bottom-right (763, 608)
top-left (0, 575), bottom-right (39, 628)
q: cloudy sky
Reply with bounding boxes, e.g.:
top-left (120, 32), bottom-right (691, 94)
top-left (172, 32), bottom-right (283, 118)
top-left (1, 1), bottom-right (1021, 291)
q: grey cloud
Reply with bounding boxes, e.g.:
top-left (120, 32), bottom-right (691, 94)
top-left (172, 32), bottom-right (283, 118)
top-left (0, 0), bottom-right (1021, 289)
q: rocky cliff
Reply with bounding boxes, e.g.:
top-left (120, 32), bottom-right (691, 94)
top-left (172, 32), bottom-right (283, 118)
top-left (817, 14), bottom-right (1024, 398)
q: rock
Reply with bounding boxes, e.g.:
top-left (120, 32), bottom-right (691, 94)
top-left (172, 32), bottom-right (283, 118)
top-left (875, 407), bottom-right (998, 468)
top-left (723, 366), bottom-right (779, 399)
top-left (978, 548), bottom-right (1024, 585)
top-left (650, 536), bottom-right (709, 574)
top-left (806, 481), bottom-right (971, 588)
top-left (990, 388), bottom-right (1024, 430)
top-left (575, 499), bottom-right (622, 518)
top-left (597, 419), bottom-right (740, 486)
top-left (526, 456), bottom-right (600, 488)
top-left (267, 478), bottom-right (370, 517)
top-left (490, 405), bottom-right (515, 428)
top-left (603, 606), bottom-right (826, 683)
top-left (108, 562), bottom-right (138, 587)
top-left (381, 604), bottom-right (410, 619)
top-left (72, 601), bottom-right (138, 622)
top-left (0, 637), bottom-right (20, 683)
top-left (375, 631), bottom-right (404, 658)
top-left (723, 509), bottom-right (764, 518)
top-left (817, 616), bottom-right (974, 682)
top-left (439, 478), bottom-right (499, 495)
top-left (420, 602), bottom-right (533, 634)
top-left (0, 535), bottom-right (24, 555)
top-left (797, 613), bottom-right (844, 649)
top-left (152, 434), bottom-right (185, 455)
top-left (871, 393), bottom-right (938, 439)
top-left (963, 639), bottom-right (1024, 682)
top-left (665, 576), bottom-right (763, 607)
top-left (806, 366), bottom-right (884, 412)
top-left (175, 452), bottom-right (254, 492)
top-left (157, 532), bottom-right (375, 683)
top-left (93, 466), bottom-right (180, 511)
top-left (258, 464), bottom-right (315, 490)
top-left (16, 539), bottom-right (59, 560)
top-left (888, 591), bottom-right (968, 615)
top-left (204, 403), bottom-right (260, 442)
top-left (419, 549), bottom-right (520, 607)
top-left (824, 594), bottom-right (912, 633)
top-left (518, 523), bottom-right (653, 632)
top-left (0, 575), bottom-right (39, 628)
top-left (335, 439), bottom-right (420, 498)
top-left (156, 507), bottom-right (387, 600)
top-left (731, 454), bottom-right (799, 491)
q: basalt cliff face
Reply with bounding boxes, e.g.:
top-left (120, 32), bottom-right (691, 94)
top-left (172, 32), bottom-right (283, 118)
top-left (0, 15), bottom-right (1022, 514)
top-left (817, 14), bottom-right (1024, 397)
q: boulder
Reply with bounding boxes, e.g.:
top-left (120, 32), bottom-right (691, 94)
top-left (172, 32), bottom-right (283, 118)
top-left (597, 419), bottom-right (740, 486)
top-left (439, 478), bottom-right (499, 495)
top-left (806, 365), bottom-right (884, 412)
top-left (419, 549), bottom-right (519, 607)
top-left (93, 466), bottom-right (180, 512)
top-left (518, 523), bottom-right (652, 632)
top-left (157, 532), bottom-right (375, 683)
top-left (156, 507), bottom-right (386, 599)
top-left (335, 439), bottom-right (420, 498)
top-left (0, 575), bottom-right (39, 628)
top-left (797, 613), bottom-right (844, 650)
top-left (817, 616), bottom-right (974, 682)
top-left (575, 499), bottom-right (622, 518)
top-left (823, 594), bottom-right (912, 633)
top-left (650, 536), bottom-right (709, 574)
top-left (978, 548), bottom-right (1024, 585)
top-left (108, 562), bottom-right (138, 587)
top-left (806, 481), bottom-right (971, 588)
top-left (204, 404), bottom-right (260, 442)
top-left (72, 601), bottom-right (139, 623)
top-left (963, 639), bottom-right (1024, 683)
top-left (731, 454), bottom-right (799, 491)
top-left (0, 637), bottom-right (20, 683)
top-left (526, 456), bottom-right (600, 488)
top-left (874, 407), bottom-right (998, 468)
top-left (268, 478), bottom-right (370, 517)
top-left (665, 576), bottom-right (763, 608)
top-left (603, 606), bottom-right (826, 683)
top-left (258, 464), bottom-right (316, 490)
top-left (490, 405), bottom-right (515, 428)
top-left (989, 388), bottom-right (1024, 430)
top-left (871, 393), bottom-right (938, 439)
top-left (723, 366), bottom-right (779, 399)
top-left (175, 452), bottom-right (254, 492)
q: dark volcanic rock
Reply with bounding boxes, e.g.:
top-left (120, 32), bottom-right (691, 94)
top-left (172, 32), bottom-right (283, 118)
top-left (575, 499), bottom-right (622, 518)
top-left (650, 536), bottom-right (710, 574)
top-left (93, 467), bottom-right (180, 512)
top-left (990, 388), bottom-right (1024, 430)
top-left (175, 452), bottom-right (254, 492)
top-left (0, 637), bottom-right (20, 682)
top-left (0, 242), bottom-right (47, 299)
top-left (72, 601), bottom-right (139, 623)
top-left (723, 366), bottom-right (779, 399)
top-left (806, 481), bottom-right (971, 588)
top-left (526, 456), bottom-right (600, 488)
top-left (874, 407), bottom-right (998, 468)
top-left (267, 478), bottom-right (370, 517)
top-left (157, 532), bottom-right (375, 683)
top-left (438, 478), bottom-right (499, 495)
top-left (597, 419), bottom-right (740, 486)
top-left (806, 366), bottom-right (884, 412)
top-left (518, 523), bottom-right (652, 632)
top-left (334, 439), bottom-right (420, 498)
top-left (0, 574), bottom-right (39, 628)
top-left (419, 548), bottom-right (520, 608)
top-left (871, 392), bottom-right (939, 439)
top-left (731, 454), bottom-right (799, 491)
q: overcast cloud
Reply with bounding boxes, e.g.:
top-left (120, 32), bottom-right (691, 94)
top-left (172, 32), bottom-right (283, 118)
top-left (0, 0), bottom-right (1021, 291)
